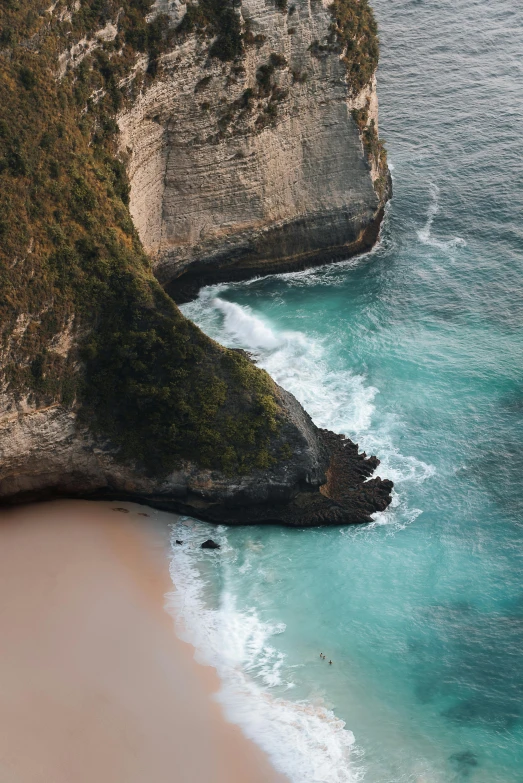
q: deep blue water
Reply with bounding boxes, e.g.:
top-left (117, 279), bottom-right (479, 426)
top-left (168, 2), bottom-right (523, 780)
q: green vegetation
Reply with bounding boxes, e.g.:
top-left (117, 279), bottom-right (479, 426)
top-left (0, 0), bottom-right (287, 476)
top-left (351, 100), bottom-right (388, 198)
top-left (0, 0), bottom-right (385, 477)
top-left (178, 0), bottom-right (243, 61)
top-left (292, 69), bottom-right (308, 84)
top-left (328, 0), bottom-right (379, 96)
top-left (256, 54), bottom-right (287, 96)
top-left (269, 52), bottom-right (287, 68)
top-left (82, 277), bottom-right (281, 474)
top-left (212, 50), bottom-right (290, 138)
top-left (243, 25), bottom-right (266, 47)
top-left (362, 119), bottom-right (386, 168)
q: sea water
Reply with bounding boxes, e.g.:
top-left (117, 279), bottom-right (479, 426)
top-left (166, 1), bottom-right (523, 780)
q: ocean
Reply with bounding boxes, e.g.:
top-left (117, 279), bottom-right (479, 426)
top-left (164, 1), bottom-right (523, 780)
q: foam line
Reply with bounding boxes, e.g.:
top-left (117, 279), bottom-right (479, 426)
top-left (182, 295), bottom-right (434, 494)
top-left (166, 521), bottom-right (363, 783)
top-left (417, 183), bottom-right (466, 250)
top-left (176, 286), bottom-right (436, 778)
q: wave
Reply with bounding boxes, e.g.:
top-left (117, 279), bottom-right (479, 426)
top-left (165, 520), bottom-right (363, 783)
top-left (187, 294), bottom-right (378, 436)
top-left (184, 201), bottom-right (395, 297)
top-left (178, 288), bottom-right (434, 777)
top-left (417, 183), bottom-right (467, 251)
top-left (182, 293), bottom-right (434, 500)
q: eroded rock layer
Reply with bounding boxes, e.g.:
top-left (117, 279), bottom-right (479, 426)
top-left (0, 0), bottom-right (392, 524)
top-left (119, 0), bottom-right (390, 295)
top-left (0, 390), bottom-right (392, 526)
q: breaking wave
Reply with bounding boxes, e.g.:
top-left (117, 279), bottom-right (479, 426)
top-left (182, 291), bottom-right (434, 502)
top-left (177, 277), bottom-right (434, 779)
top-left (166, 520), bottom-right (363, 783)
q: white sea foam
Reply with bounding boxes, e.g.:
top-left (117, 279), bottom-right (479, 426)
top-left (417, 183), bottom-right (466, 251)
top-left (182, 293), bottom-right (434, 503)
top-left (194, 296), bottom-right (378, 436)
top-left (184, 201), bottom-right (393, 299)
top-left (177, 287), bottom-right (435, 777)
top-left (166, 521), bottom-right (363, 783)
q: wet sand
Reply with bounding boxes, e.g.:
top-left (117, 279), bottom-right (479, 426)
top-left (0, 500), bottom-right (287, 783)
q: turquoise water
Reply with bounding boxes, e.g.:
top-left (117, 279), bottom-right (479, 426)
top-left (169, 2), bottom-right (523, 781)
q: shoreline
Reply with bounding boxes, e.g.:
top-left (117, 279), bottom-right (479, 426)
top-left (0, 499), bottom-right (288, 783)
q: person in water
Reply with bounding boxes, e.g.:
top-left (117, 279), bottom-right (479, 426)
top-left (329, 660), bottom-right (332, 665)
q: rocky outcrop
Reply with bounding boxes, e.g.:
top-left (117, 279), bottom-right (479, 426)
top-left (0, 0), bottom-right (392, 525)
top-left (201, 539), bottom-right (220, 549)
top-left (0, 383), bottom-right (392, 526)
top-left (119, 0), bottom-right (390, 300)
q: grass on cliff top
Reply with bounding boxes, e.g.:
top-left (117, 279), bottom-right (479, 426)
top-left (0, 0), bottom-right (286, 476)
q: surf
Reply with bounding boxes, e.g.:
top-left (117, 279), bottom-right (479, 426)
top-left (166, 519), bottom-right (363, 783)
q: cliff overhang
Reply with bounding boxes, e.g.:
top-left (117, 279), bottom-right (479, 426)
top-left (0, 0), bottom-right (393, 526)
top-left (119, 0), bottom-right (392, 298)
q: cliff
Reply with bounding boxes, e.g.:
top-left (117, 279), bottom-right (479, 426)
top-left (0, 0), bottom-right (392, 525)
top-left (120, 0), bottom-right (391, 299)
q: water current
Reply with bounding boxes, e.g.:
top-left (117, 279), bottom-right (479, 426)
top-left (165, 1), bottom-right (523, 780)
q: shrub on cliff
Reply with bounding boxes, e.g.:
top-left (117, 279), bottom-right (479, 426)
top-left (178, 0), bottom-right (243, 61)
top-left (0, 0), bottom-right (286, 476)
top-left (329, 0), bottom-right (379, 96)
top-left (351, 102), bottom-right (388, 196)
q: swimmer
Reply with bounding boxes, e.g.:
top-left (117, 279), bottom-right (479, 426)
top-left (329, 660), bottom-right (332, 665)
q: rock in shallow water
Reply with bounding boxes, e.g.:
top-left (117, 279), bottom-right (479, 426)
top-left (201, 539), bottom-right (221, 550)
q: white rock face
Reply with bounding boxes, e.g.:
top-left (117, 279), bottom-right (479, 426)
top-left (119, 0), bottom-right (385, 288)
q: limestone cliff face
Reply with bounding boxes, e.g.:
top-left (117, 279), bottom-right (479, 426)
top-left (0, 0), bottom-right (392, 524)
top-left (119, 0), bottom-right (389, 295)
top-left (0, 323), bottom-right (325, 512)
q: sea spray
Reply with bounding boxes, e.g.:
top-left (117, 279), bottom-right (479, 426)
top-left (165, 520), bottom-right (363, 783)
top-left (184, 291), bottom-right (378, 435)
top-left (172, 1), bottom-right (523, 778)
top-left (173, 289), bottom-right (437, 777)
top-left (182, 291), bottom-right (434, 514)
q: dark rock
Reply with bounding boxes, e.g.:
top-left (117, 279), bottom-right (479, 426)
top-left (69, 421), bottom-right (393, 528)
top-left (201, 539), bottom-right (220, 549)
top-left (165, 209), bottom-right (387, 306)
top-left (172, 429), bottom-right (393, 527)
top-left (175, 540), bottom-right (184, 545)
top-left (0, 358), bottom-right (392, 529)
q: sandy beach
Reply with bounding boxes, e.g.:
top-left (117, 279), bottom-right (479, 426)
top-left (0, 500), bottom-right (287, 783)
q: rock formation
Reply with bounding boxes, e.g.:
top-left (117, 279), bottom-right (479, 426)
top-left (0, 0), bottom-right (392, 525)
top-left (119, 0), bottom-right (391, 299)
